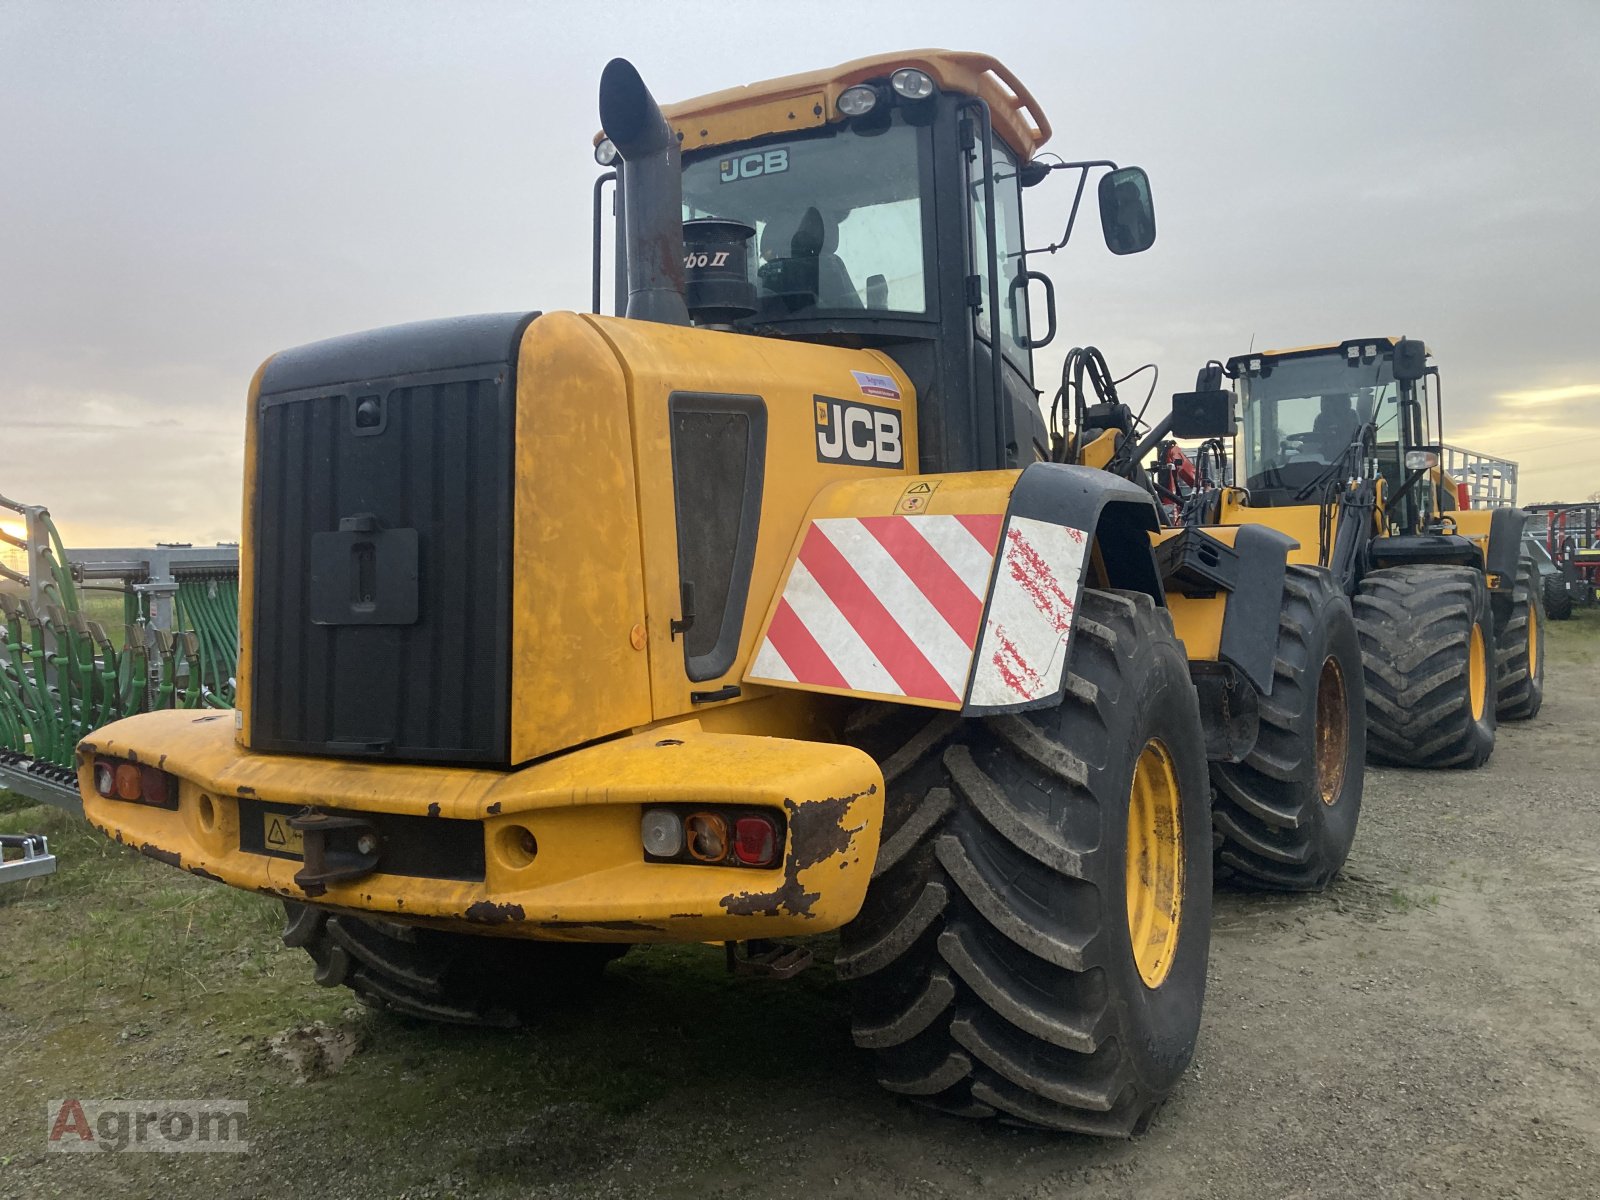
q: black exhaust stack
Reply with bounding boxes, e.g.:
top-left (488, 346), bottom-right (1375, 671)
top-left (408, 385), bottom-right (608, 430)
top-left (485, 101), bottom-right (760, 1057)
top-left (599, 58), bottom-right (690, 326)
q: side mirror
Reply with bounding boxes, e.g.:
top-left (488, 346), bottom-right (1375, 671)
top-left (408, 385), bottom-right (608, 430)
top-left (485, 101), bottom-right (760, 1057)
top-left (1098, 166), bottom-right (1156, 255)
top-left (1170, 389), bottom-right (1236, 439)
top-left (1392, 338), bottom-right (1428, 381)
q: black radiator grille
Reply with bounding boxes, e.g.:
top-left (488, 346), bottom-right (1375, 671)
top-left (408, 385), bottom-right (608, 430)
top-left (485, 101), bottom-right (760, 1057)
top-left (249, 313), bottom-right (534, 764)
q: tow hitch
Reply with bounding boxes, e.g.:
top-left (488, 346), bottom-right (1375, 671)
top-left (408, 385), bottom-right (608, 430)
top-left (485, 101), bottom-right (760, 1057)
top-left (289, 809), bottom-right (382, 896)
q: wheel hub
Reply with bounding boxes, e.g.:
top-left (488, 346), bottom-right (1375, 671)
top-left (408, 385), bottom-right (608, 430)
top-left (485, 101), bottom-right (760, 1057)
top-left (1468, 624), bottom-right (1487, 722)
top-left (1315, 656), bottom-right (1348, 806)
top-left (1125, 738), bottom-right (1183, 990)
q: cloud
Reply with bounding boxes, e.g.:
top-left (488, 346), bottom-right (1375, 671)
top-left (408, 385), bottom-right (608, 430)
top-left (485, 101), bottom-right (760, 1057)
top-left (1495, 384), bottom-right (1600, 410)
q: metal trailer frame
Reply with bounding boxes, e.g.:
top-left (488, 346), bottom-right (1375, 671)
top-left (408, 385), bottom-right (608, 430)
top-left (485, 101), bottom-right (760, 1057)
top-left (1443, 445), bottom-right (1519, 509)
top-left (0, 832), bottom-right (57, 883)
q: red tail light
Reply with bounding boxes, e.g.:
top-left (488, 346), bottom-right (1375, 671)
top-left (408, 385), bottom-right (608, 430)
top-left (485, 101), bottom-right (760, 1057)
top-left (733, 815), bottom-right (779, 867)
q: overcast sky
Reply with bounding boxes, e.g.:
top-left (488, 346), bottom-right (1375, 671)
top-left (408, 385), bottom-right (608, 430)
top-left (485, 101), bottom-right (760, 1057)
top-left (3, 0), bottom-right (1598, 547)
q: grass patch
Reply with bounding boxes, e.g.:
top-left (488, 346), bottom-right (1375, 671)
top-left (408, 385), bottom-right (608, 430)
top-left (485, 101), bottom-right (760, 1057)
top-left (1547, 604), bottom-right (1600, 667)
top-left (1386, 887), bottom-right (1441, 912)
top-left (0, 796), bottom-right (875, 1197)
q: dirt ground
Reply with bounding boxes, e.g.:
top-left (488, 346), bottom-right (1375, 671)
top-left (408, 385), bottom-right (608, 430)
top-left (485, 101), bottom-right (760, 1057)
top-left (2, 614), bottom-right (1597, 1200)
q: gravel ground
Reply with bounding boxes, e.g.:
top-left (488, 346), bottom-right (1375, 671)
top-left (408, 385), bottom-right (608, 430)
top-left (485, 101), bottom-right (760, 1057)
top-left (3, 617), bottom-right (1596, 1200)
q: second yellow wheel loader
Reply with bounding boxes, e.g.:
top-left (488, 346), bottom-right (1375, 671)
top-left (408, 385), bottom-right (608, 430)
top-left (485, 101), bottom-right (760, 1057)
top-left (76, 51), bottom-right (1308, 1135)
top-left (1045, 351), bottom-right (1366, 892)
top-left (1212, 340), bottom-right (1539, 769)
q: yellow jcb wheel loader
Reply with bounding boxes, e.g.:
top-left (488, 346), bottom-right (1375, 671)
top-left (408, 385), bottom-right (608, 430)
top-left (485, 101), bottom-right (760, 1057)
top-left (1201, 338), bottom-right (1540, 768)
top-left (77, 51), bottom-right (1297, 1135)
top-left (1042, 349), bottom-right (1366, 892)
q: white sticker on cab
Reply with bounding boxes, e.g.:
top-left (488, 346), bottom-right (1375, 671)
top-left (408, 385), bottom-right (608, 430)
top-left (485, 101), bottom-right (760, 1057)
top-left (850, 370), bottom-right (902, 401)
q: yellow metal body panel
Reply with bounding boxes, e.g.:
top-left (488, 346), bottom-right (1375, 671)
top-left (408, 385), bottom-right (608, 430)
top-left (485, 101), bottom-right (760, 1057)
top-left (79, 709), bottom-right (883, 942)
top-left (742, 471), bottom-right (1018, 708)
top-left (1447, 508), bottom-right (1496, 578)
top-left (581, 314), bottom-right (918, 728)
top-left (1076, 428), bottom-right (1120, 471)
top-left (510, 315), bottom-right (652, 762)
top-left (1151, 526), bottom-right (1245, 661)
top-left (600, 49), bottom-right (1052, 163)
top-left (1217, 487), bottom-right (1333, 567)
top-left (233, 358), bottom-right (271, 749)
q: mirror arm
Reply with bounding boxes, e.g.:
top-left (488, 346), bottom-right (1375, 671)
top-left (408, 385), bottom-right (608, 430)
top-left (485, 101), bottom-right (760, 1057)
top-left (1023, 159), bottom-right (1117, 255)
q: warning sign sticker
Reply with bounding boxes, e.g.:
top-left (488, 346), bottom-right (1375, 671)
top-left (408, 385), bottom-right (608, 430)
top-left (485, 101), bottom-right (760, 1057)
top-left (264, 815), bottom-right (304, 858)
top-left (894, 480), bottom-right (942, 514)
top-left (850, 369), bottom-right (902, 401)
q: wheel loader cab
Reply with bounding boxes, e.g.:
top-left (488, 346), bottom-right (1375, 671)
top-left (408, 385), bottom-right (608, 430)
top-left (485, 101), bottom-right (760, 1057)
top-left (1227, 341), bottom-right (1416, 513)
top-left (596, 51), bottom-right (1156, 474)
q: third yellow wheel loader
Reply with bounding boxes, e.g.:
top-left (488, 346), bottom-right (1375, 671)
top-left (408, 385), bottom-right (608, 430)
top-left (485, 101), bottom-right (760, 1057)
top-left (75, 51), bottom-right (1302, 1135)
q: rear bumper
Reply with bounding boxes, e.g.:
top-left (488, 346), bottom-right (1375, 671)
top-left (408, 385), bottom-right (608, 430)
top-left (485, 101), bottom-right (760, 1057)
top-left (77, 711), bottom-right (883, 943)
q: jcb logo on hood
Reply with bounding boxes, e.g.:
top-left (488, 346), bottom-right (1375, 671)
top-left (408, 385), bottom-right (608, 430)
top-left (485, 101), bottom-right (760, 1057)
top-left (814, 397), bottom-right (903, 469)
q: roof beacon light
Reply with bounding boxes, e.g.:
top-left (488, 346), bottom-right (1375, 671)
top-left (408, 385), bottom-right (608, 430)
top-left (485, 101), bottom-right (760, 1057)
top-left (594, 137), bottom-right (618, 166)
top-left (838, 85), bottom-right (878, 117)
top-left (890, 68), bottom-right (935, 100)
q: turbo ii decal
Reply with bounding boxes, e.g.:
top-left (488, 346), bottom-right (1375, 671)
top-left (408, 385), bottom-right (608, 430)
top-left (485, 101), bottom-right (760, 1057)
top-left (815, 396), bottom-right (903, 469)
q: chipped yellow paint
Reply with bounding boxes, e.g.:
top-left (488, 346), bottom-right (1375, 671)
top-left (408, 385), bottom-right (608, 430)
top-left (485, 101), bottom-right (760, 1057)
top-left (80, 709), bottom-right (883, 943)
top-left (582, 314), bottom-right (919, 727)
top-left (510, 314), bottom-right (652, 762)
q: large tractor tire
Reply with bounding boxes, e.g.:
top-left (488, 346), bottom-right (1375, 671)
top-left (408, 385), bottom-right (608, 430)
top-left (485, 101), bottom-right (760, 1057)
top-left (1353, 565), bottom-right (1496, 769)
top-left (1543, 573), bottom-right (1573, 621)
top-left (1495, 558), bottom-right (1545, 721)
top-left (1211, 566), bottom-right (1364, 891)
top-left (838, 589), bottom-right (1212, 1136)
top-left (281, 902), bottom-right (623, 1026)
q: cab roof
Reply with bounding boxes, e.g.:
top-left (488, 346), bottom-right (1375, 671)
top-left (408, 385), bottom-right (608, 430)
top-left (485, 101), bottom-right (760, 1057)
top-left (1226, 336), bottom-right (1429, 372)
top-left (603, 49), bottom-right (1052, 163)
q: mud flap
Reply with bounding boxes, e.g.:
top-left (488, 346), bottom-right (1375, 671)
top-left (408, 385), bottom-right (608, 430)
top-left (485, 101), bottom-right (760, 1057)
top-left (1218, 525), bottom-right (1296, 697)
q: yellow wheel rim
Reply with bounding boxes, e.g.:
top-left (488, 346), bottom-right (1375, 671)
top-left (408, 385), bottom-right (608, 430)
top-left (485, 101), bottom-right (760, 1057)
top-left (1125, 738), bottom-right (1183, 990)
top-left (1528, 602), bottom-right (1539, 677)
top-left (1468, 624), bottom-right (1487, 722)
top-left (1315, 656), bottom-right (1349, 806)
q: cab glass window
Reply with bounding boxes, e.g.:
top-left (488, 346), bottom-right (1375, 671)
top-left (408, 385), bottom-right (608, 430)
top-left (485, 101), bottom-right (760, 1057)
top-left (968, 139), bottom-right (1031, 379)
top-left (1237, 355), bottom-right (1398, 491)
top-left (681, 117), bottom-right (930, 318)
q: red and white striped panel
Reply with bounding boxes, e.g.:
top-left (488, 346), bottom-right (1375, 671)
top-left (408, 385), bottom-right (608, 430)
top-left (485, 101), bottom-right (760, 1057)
top-left (967, 516), bottom-right (1090, 709)
top-left (748, 514), bottom-right (1005, 707)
